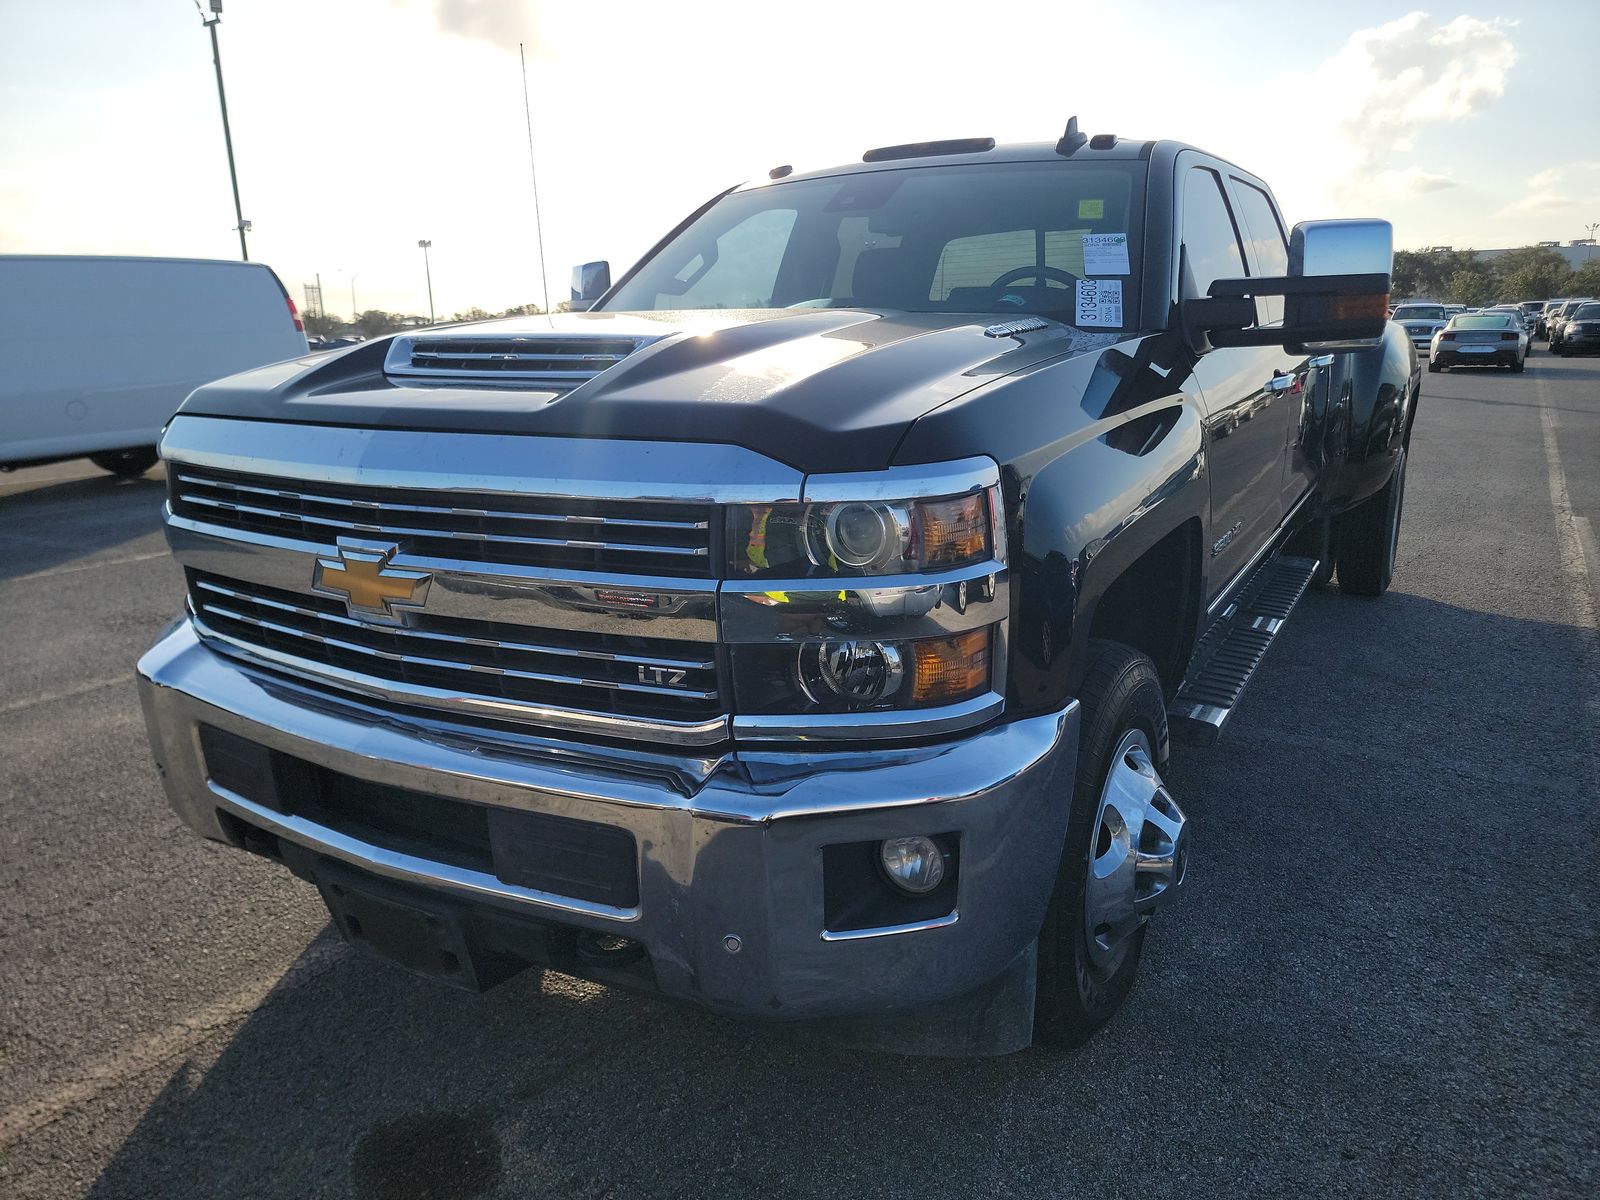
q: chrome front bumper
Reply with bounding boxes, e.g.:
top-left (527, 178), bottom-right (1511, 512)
top-left (138, 619), bottom-right (1079, 1026)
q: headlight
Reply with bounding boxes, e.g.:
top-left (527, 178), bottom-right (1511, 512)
top-left (729, 489), bottom-right (995, 578)
top-left (732, 627), bottom-right (993, 715)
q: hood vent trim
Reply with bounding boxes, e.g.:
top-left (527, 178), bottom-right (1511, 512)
top-left (384, 333), bottom-right (656, 385)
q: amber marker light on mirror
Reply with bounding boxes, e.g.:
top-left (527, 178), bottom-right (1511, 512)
top-left (1325, 293), bottom-right (1390, 322)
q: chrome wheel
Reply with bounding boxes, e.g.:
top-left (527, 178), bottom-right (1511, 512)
top-left (1083, 729), bottom-right (1189, 972)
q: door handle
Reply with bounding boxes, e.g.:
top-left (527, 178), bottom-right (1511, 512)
top-left (1309, 354), bottom-right (1335, 368)
top-left (1266, 372), bottom-right (1296, 393)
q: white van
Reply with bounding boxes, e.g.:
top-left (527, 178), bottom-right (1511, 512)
top-left (0, 255), bottom-right (309, 475)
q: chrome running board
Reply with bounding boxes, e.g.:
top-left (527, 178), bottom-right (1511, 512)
top-left (1170, 555), bottom-right (1320, 744)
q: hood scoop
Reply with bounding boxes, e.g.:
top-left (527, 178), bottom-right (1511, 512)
top-left (383, 331), bottom-right (663, 387)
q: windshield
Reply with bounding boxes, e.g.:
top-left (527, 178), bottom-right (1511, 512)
top-left (602, 161), bottom-right (1147, 328)
top-left (1574, 303), bottom-right (1600, 320)
top-left (1394, 305), bottom-right (1446, 321)
top-left (1452, 314), bottom-right (1515, 329)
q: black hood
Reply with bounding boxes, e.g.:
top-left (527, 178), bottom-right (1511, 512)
top-left (178, 308), bottom-right (1123, 473)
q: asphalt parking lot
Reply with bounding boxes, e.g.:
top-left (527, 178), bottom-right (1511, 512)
top-left (2, 353), bottom-right (1597, 1200)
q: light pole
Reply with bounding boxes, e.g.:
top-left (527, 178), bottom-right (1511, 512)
top-left (350, 273), bottom-right (360, 321)
top-left (418, 240), bottom-right (435, 324)
top-left (194, 1), bottom-right (248, 261)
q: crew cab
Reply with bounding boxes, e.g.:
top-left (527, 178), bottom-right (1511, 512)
top-left (138, 122), bottom-right (1416, 1055)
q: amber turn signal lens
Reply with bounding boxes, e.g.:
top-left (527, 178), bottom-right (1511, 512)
top-left (917, 493), bottom-right (988, 567)
top-left (910, 628), bottom-right (991, 704)
top-left (1326, 293), bottom-right (1389, 321)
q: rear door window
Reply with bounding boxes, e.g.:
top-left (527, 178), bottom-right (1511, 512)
top-left (1180, 167), bottom-right (1247, 302)
top-left (1229, 179), bottom-right (1289, 325)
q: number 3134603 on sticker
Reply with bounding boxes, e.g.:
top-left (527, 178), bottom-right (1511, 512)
top-left (1076, 278), bottom-right (1123, 328)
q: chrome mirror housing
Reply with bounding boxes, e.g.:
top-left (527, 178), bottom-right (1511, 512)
top-left (1184, 218), bottom-right (1394, 354)
top-left (1290, 218), bottom-right (1392, 280)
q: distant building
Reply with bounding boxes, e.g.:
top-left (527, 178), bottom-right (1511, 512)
top-left (1471, 241), bottom-right (1598, 271)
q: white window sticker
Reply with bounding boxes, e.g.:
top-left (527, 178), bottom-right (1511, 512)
top-left (1081, 233), bottom-right (1130, 275)
top-left (1076, 278), bottom-right (1123, 327)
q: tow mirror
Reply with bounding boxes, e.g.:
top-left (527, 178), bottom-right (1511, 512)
top-left (570, 260), bottom-right (611, 311)
top-left (1183, 218), bottom-right (1393, 354)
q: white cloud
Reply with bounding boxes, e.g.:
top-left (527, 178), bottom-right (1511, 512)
top-left (1498, 163), bottom-right (1600, 217)
top-left (1331, 11), bottom-right (1517, 151)
top-left (1282, 10), bottom-right (1517, 214)
top-left (1371, 166), bottom-right (1458, 197)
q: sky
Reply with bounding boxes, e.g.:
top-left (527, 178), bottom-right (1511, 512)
top-left (2, 0), bottom-right (1597, 320)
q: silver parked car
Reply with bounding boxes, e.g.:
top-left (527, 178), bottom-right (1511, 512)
top-left (1429, 311), bottom-right (1528, 373)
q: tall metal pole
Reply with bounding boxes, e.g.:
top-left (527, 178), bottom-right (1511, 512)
top-left (350, 273), bottom-right (359, 320)
top-left (419, 240), bottom-right (435, 324)
top-left (201, 6), bottom-right (248, 262)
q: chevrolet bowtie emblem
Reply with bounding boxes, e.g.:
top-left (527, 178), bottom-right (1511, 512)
top-left (312, 542), bottom-right (432, 624)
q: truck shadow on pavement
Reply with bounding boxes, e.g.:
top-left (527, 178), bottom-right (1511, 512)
top-left (81, 587), bottom-right (1600, 1200)
top-left (0, 470), bottom-right (165, 582)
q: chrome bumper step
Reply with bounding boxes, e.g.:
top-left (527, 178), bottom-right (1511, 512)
top-left (1169, 554), bottom-right (1320, 744)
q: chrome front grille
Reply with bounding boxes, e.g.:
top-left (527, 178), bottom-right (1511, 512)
top-left (188, 571), bottom-right (724, 731)
top-left (169, 466), bottom-right (715, 579)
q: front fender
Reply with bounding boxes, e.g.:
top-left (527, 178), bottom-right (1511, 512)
top-left (894, 334), bottom-right (1208, 715)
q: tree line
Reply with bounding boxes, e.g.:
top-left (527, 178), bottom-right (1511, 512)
top-left (1393, 245), bottom-right (1600, 306)
top-left (303, 301), bottom-right (572, 339)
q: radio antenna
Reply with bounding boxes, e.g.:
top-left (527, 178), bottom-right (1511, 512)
top-left (519, 42), bottom-right (552, 315)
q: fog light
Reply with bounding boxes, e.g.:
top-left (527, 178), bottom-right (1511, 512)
top-left (796, 639), bottom-right (904, 706)
top-left (879, 836), bottom-right (946, 894)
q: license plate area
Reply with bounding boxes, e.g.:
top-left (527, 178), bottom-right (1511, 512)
top-left (314, 862), bottom-right (505, 991)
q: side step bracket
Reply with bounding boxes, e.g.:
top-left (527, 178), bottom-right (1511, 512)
top-left (1169, 555), bottom-right (1319, 744)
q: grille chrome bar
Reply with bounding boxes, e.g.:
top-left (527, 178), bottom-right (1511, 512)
top-left (192, 580), bottom-right (715, 671)
top-left (174, 473), bottom-right (708, 532)
top-left (185, 570), bottom-right (726, 744)
top-left (178, 493), bottom-right (710, 558)
top-left (194, 616), bottom-right (729, 747)
top-left (170, 462), bottom-right (717, 578)
top-left (200, 602), bottom-right (718, 700)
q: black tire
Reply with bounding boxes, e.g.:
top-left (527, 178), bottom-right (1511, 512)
top-left (88, 447), bottom-right (158, 477)
top-left (1511, 356), bottom-right (1525, 373)
top-left (1036, 641), bottom-right (1170, 1048)
top-left (1336, 444), bottom-right (1407, 597)
top-left (1427, 359), bottom-right (1440, 373)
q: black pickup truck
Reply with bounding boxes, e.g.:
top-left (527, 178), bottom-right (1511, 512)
top-left (138, 121), bottom-right (1417, 1056)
